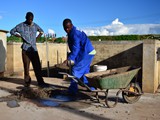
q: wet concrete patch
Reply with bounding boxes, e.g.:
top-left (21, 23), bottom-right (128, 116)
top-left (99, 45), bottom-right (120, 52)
top-left (37, 98), bottom-right (61, 107)
top-left (52, 94), bottom-right (77, 101)
top-left (18, 87), bottom-right (52, 99)
top-left (33, 90), bottom-right (92, 109)
top-left (0, 87), bottom-right (92, 109)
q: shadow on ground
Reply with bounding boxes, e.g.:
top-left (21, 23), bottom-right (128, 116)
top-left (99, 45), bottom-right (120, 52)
top-left (0, 84), bottom-right (111, 120)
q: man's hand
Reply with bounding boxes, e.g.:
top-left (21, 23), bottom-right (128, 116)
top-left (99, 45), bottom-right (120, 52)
top-left (36, 32), bottom-right (43, 41)
top-left (63, 60), bottom-right (68, 66)
top-left (63, 60), bottom-right (74, 66)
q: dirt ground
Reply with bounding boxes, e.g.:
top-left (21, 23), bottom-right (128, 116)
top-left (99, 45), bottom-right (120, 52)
top-left (0, 75), bottom-right (160, 120)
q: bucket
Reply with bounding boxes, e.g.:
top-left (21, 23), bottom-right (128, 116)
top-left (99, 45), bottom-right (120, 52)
top-left (93, 65), bottom-right (107, 72)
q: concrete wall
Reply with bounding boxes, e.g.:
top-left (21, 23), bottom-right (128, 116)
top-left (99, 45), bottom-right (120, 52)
top-left (143, 40), bottom-right (160, 93)
top-left (7, 41), bottom-right (143, 73)
top-left (0, 30), bottom-right (8, 77)
top-left (92, 41), bottom-right (143, 69)
top-left (6, 40), bottom-right (160, 93)
top-left (7, 42), bottom-right (67, 74)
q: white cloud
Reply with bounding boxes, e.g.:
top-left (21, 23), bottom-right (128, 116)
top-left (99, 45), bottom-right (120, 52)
top-left (82, 18), bottom-right (160, 36)
top-left (127, 24), bottom-right (160, 34)
top-left (112, 18), bottom-right (123, 25)
top-left (48, 29), bottom-right (55, 34)
top-left (46, 29), bottom-right (56, 37)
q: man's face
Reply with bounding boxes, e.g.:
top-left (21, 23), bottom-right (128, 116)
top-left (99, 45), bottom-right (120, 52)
top-left (26, 16), bottom-right (33, 25)
top-left (63, 22), bottom-right (72, 34)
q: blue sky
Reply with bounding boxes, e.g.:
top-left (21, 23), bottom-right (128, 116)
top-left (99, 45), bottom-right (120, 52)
top-left (0, 0), bottom-right (160, 37)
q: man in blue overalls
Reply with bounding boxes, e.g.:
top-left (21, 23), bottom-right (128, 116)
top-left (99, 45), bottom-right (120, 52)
top-left (63, 18), bottom-right (96, 95)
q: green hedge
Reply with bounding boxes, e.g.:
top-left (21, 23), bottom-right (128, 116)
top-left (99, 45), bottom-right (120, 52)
top-left (7, 36), bottom-right (22, 42)
top-left (7, 36), bottom-right (66, 43)
top-left (7, 34), bottom-right (160, 43)
top-left (53, 37), bottom-right (66, 43)
top-left (88, 34), bottom-right (159, 41)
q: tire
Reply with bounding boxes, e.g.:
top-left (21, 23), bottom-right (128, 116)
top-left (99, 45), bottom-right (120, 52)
top-left (122, 82), bottom-right (142, 104)
top-left (105, 89), bottom-right (121, 108)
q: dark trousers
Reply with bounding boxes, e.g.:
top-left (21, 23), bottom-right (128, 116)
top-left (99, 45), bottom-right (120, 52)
top-left (22, 50), bottom-right (44, 85)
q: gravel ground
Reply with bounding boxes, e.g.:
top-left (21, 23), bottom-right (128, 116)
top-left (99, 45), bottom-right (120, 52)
top-left (0, 76), bottom-right (160, 120)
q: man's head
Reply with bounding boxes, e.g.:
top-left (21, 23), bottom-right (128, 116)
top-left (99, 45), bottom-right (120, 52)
top-left (63, 18), bottom-right (73, 34)
top-left (25, 12), bottom-right (34, 25)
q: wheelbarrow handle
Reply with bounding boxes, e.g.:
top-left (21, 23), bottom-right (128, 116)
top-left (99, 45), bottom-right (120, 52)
top-left (58, 72), bottom-right (78, 83)
top-left (58, 72), bottom-right (92, 91)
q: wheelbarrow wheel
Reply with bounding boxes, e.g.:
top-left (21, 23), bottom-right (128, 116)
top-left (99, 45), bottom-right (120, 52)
top-left (105, 89), bottom-right (121, 108)
top-left (122, 82), bottom-right (142, 104)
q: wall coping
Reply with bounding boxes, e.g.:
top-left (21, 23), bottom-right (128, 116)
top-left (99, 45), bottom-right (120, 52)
top-left (6, 40), bottom-right (160, 45)
top-left (0, 29), bottom-right (8, 33)
top-left (92, 40), bottom-right (143, 44)
top-left (7, 42), bottom-right (67, 45)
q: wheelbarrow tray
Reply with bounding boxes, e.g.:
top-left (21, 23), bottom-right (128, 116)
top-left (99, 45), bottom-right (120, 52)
top-left (85, 66), bottom-right (140, 90)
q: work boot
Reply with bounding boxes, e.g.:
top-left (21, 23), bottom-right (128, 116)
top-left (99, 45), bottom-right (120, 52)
top-left (68, 82), bottom-right (78, 95)
top-left (38, 82), bottom-right (51, 88)
top-left (24, 78), bottom-right (31, 87)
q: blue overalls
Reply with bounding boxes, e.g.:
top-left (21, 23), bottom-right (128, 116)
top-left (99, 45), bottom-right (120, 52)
top-left (67, 26), bottom-right (96, 94)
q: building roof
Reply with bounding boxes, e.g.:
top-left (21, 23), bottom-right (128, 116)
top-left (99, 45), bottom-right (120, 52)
top-left (0, 29), bottom-right (8, 33)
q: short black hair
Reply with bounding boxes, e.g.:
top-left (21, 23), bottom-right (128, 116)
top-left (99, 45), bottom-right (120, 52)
top-left (25, 12), bottom-right (34, 19)
top-left (63, 18), bottom-right (72, 26)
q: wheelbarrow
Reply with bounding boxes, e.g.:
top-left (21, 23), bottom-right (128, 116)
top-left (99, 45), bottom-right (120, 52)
top-left (59, 66), bottom-right (143, 108)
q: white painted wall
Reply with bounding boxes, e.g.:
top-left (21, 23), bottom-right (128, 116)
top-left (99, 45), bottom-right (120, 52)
top-left (0, 30), bottom-right (8, 73)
